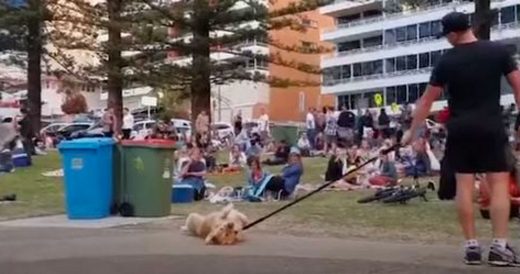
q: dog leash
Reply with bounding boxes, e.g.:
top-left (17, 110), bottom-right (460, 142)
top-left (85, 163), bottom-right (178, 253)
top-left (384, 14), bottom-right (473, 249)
top-left (243, 144), bottom-right (400, 231)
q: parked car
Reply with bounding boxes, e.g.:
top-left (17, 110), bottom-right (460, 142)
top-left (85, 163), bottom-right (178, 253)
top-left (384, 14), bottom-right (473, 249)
top-left (55, 122), bottom-right (93, 141)
top-left (40, 123), bottom-right (71, 137)
top-left (212, 122), bottom-right (234, 140)
top-left (131, 120), bottom-right (156, 140)
top-left (69, 122), bottom-right (104, 139)
top-left (171, 118), bottom-right (192, 137)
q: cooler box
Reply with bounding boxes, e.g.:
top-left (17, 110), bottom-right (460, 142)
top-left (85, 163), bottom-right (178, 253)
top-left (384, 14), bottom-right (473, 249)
top-left (172, 184), bottom-right (194, 203)
top-left (58, 138), bottom-right (115, 219)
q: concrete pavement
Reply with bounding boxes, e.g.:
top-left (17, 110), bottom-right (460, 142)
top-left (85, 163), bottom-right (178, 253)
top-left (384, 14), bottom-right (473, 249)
top-left (0, 224), bottom-right (518, 274)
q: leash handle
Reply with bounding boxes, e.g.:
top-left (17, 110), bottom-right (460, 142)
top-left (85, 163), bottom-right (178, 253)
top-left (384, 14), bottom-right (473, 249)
top-left (243, 144), bottom-right (400, 231)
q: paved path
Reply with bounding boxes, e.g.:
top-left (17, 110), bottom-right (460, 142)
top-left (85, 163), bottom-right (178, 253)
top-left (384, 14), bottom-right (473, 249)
top-left (0, 225), bottom-right (517, 274)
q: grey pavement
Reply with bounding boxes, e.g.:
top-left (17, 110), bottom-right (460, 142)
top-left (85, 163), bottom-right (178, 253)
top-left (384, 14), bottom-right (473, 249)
top-left (0, 224), bottom-right (518, 274)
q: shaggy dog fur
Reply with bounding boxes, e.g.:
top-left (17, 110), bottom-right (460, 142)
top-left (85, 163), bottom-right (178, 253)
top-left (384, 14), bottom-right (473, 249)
top-left (182, 203), bottom-right (249, 245)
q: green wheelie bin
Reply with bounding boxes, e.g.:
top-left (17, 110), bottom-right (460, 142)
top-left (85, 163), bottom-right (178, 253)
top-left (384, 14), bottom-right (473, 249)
top-left (119, 139), bottom-right (175, 217)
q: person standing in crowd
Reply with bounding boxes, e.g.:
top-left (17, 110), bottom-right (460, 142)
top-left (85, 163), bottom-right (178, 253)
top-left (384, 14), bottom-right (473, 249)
top-left (122, 108), bottom-right (134, 140)
top-left (258, 108), bottom-right (270, 142)
top-left (324, 107), bottom-right (337, 154)
top-left (378, 108), bottom-right (391, 139)
top-left (402, 12), bottom-right (520, 266)
top-left (305, 107), bottom-right (316, 149)
top-left (337, 105), bottom-right (356, 147)
top-left (233, 110), bottom-right (243, 136)
top-left (316, 106), bottom-right (327, 134)
top-left (17, 108), bottom-right (34, 157)
top-left (102, 107), bottom-right (116, 137)
top-left (196, 110), bottom-right (210, 144)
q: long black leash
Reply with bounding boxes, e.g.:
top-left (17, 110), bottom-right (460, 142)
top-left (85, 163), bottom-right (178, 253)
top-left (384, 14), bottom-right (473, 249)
top-left (243, 144), bottom-right (400, 231)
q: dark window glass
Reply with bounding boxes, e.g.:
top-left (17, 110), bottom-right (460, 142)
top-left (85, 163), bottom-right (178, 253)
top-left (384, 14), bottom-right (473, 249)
top-left (341, 65), bottom-right (351, 79)
top-left (419, 52), bottom-right (430, 68)
top-left (396, 56), bottom-right (406, 71)
top-left (364, 91), bottom-right (378, 108)
top-left (492, 11), bottom-right (499, 26)
top-left (396, 85), bottom-right (408, 104)
top-left (396, 27), bottom-right (406, 42)
top-left (362, 62), bottom-right (372, 75)
top-left (363, 9), bottom-right (382, 17)
top-left (338, 95), bottom-right (348, 109)
top-left (363, 35), bottom-right (383, 48)
top-left (406, 25), bottom-right (417, 41)
top-left (350, 93), bottom-right (361, 109)
top-left (419, 22), bottom-right (431, 38)
top-left (386, 86), bottom-right (396, 104)
top-left (338, 40), bottom-right (361, 52)
top-left (353, 63), bottom-right (362, 77)
top-left (406, 54), bottom-right (417, 70)
top-left (373, 60), bottom-right (383, 74)
top-left (337, 14), bottom-right (361, 25)
top-left (431, 20), bottom-right (442, 37)
top-left (408, 84), bottom-right (419, 102)
top-left (501, 6), bottom-right (515, 24)
top-left (419, 83), bottom-right (428, 97)
top-left (385, 58), bottom-right (395, 73)
top-left (332, 67), bottom-right (341, 80)
top-left (384, 29), bottom-right (396, 45)
top-left (431, 50), bottom-right (442, 66)
top-left (517, 5), bottom-right (520, 22)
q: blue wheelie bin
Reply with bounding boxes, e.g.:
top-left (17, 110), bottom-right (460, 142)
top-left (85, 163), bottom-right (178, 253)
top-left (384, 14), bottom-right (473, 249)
top-left (58, 138), bottom-right (115, 219)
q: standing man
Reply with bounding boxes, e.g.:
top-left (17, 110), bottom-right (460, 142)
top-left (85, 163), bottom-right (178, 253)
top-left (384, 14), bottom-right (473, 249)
top-left (305, 107), bottom-right (316, 149)
top-left (258, 108), bottom-right (270, 143)
top-left (101, 108), bottom-right (116, 137)
top-left (402, 12), bottom-right (520, 266)
top-left (233, 110), bottom-right (243, 136)
top-left (122, 108), bottom-right (134, 140)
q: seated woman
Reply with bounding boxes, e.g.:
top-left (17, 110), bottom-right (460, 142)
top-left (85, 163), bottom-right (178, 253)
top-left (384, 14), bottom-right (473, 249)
top-left (244, 157), bottom-right (274, 202)
top-left (325, 148), bottom-right (360, 190)
top-left (297, 133), bottom-right (311, 157)
top-left (263, 140), bottom-right (290, 166)
top-left (246, 148), bottom-right (304, 200)
top-left (178, 147), bottom-right (207, 201)
top-left (224, 144), bottom-right (247, 172)
top-left (368, 153), bottom-right (398, 187)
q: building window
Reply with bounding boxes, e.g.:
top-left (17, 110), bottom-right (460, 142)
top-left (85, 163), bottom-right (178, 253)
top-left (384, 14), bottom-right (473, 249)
top-left (419, 22), bottom-right (431, 38)
top-left (363, 9), bottom-right (382, 18)
top-left (385, 58), bottom-right (395, 73)
top-left (341, 65), bottom-right (351, 79)
top-left (431, 50), bottom-right (442, 66)
top-left (384, 29), bottom-right (396, 45)
top-left (408, 83), bottom-right (419, 103)
top-left (419, 52), bottom-right (430, 68)
top-left (350, 93), bottom-right (361, 109)
top-left (396, 27), bottom-right (406, 42)
top-left (517, 5), bottom-right (520, 22)
top-left (396, 56), bottom-right (406, 71)
top-left (396, 85), bottom-right (408, 104)
top-left (337, 14), bottom-right (360, 25)
top-left (431, 20), bottom-right (442, 37)
top-left (362, 62), bottom-right (372, 76)
top-left (406, 25), bottom-right (417, 41)
top-left (332, 67), bottom-right (341, 80)
top-left (373, 60), bottom-right (383, 74)
top-left (406, 54), bottom-right (417, 70)
top-left (338, 40), bottom-right (360, 52)
top-left (364, 91), bottom-right (378, 108)
top-left (363, 35), bottom-right (383, 48)
top-left (353, 63), bottom-right (362, 77)
top-left (419, 83), bottom-right (428, 97)
top-left (501, 6), bottom-right (515, 24)
top-left (386, 86), bottom-right (396, 104)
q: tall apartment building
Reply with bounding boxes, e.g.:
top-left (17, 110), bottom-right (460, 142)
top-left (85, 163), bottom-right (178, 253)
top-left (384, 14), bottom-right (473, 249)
top-left (320, 0), bottom-right (520, 112)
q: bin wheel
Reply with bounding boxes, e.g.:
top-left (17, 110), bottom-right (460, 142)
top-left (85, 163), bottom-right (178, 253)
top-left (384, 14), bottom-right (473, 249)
top-left (119, 202), bottom-right (135, 217)
top-left (480, 209), bottom-right (490, 220)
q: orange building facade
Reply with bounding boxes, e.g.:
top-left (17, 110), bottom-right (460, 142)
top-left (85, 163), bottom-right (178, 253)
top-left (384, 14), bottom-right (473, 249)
top-left (267, 0), bottom-right (335, 122)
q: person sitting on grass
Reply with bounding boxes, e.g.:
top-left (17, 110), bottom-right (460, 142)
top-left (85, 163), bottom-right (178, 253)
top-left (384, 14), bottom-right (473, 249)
top-left (244, 156), bottom-right (274, 202)
top-left (368, 153), bottom-right (398, 187)
top-left (224, 144), bottom-right (247, 172)
top-left (263, 139), bottom-right (290, 166)
top-left (178, 147), bottom-right (207, 201)
top-left (245, 139), bottom-right (262, 158)
top-left (297, 132), bottom-right (311, 157)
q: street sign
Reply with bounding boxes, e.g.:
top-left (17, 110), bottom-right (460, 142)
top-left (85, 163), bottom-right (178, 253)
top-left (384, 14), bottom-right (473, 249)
top-left (374, 93), bottom-right (383, 107)
top-left (141, 96), bottom-right (157, 107)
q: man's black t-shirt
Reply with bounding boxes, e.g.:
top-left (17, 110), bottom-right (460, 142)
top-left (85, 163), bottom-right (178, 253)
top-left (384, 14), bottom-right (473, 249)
top-left (430, 40), bottom-right (517, 124)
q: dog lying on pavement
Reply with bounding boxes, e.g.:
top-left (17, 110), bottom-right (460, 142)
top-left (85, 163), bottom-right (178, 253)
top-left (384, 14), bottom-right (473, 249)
top-left (181, 203), bottom-right (249, 245)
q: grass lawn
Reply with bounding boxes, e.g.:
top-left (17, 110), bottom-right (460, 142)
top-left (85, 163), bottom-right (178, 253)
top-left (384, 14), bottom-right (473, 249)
top-left (1, 152), bottom-right (519, 243)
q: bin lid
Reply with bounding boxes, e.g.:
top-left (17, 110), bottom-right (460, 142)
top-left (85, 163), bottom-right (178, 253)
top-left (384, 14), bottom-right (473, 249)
top-left (122, 139), bottom-right (176, 149)
top-left (58, 138), bottom-right (116, 150)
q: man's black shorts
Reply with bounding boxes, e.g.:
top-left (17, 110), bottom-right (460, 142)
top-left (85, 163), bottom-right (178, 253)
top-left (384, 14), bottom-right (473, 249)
top-left (446, 119), bottom-right (509, 174)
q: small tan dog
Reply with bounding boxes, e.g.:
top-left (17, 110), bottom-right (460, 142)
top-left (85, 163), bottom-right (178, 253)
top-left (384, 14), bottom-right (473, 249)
top-left (182, 203), bottom-right (249, 245)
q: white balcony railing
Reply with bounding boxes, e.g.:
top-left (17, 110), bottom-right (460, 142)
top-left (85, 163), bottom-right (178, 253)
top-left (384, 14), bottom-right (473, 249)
top-left (323, 67), bottom-right (433, 86)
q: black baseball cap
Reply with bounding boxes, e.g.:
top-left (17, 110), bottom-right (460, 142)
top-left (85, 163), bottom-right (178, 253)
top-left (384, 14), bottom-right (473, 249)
top-left (437, 12), bottom-right (471, 38)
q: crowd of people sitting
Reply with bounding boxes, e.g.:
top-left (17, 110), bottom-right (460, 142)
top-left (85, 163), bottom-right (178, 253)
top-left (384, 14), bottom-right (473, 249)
top-left (172, 103), bottom-right (447, 203)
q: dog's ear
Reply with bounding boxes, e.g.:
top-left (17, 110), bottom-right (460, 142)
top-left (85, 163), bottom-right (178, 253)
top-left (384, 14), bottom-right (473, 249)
top-left (226, 222), bottom-right (234, 230)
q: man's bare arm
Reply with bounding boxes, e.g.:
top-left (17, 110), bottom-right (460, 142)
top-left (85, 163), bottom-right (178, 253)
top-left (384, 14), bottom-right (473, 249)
top-left (506, 70), bottom-right (520, 107)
